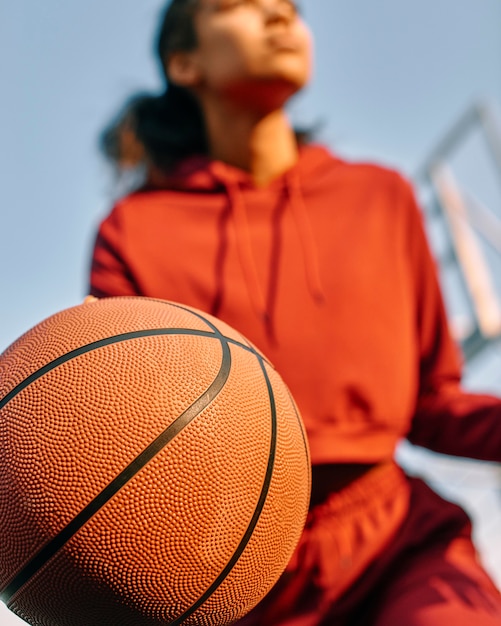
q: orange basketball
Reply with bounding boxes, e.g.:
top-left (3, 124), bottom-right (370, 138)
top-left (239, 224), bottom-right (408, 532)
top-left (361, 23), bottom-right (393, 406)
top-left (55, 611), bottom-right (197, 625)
top-left (0, 296), bottom-right (310, 626)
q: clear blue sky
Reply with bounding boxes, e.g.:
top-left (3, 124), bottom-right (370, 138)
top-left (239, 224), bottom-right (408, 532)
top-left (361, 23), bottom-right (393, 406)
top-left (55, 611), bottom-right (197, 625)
top-left (1, 1), bottom-right (500, 622)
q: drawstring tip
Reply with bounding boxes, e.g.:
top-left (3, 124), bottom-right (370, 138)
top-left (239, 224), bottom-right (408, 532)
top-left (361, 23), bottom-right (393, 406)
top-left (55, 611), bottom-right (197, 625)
top-left (313, 291), bottom-right (326, 305)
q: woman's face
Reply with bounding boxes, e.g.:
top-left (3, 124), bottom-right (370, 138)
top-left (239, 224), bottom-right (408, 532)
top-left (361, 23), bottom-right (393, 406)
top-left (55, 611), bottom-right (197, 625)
top-left (170, 0), bottom-right (313, 110)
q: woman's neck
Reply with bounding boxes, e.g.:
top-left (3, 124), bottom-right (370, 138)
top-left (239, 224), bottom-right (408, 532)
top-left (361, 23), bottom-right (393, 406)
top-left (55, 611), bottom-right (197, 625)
top-left (202, 100), bottom-right (299, 187)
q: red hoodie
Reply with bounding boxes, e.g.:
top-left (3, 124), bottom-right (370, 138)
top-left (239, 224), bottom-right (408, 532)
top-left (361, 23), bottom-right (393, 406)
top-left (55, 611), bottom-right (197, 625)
top-left (90, 144), bottom-right (501, 465)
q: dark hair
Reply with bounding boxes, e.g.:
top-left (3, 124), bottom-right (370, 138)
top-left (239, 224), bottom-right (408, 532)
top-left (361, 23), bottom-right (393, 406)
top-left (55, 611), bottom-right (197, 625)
top-left (100, 0), bottom-right (311, 175)
top-left (101, 0), bottom-right (206, 172)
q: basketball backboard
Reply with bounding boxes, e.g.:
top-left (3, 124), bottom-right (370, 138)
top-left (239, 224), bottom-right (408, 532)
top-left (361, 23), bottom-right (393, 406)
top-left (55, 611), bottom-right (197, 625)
top-left (417, 101), bottom-right (501, 361)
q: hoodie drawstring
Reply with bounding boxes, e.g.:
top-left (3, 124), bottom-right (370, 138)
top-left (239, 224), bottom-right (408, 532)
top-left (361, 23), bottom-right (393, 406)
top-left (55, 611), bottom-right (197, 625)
top-left (286, 170), bottom-right (326, 304)
top-left (225, 178), bottom-right (269, 321)
top-left (216, 167), bottom-right (326, 324)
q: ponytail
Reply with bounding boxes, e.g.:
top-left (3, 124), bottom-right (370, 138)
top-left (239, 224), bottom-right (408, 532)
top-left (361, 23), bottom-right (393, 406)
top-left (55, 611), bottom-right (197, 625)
top-left (100, 84), bottom-right (207, 172)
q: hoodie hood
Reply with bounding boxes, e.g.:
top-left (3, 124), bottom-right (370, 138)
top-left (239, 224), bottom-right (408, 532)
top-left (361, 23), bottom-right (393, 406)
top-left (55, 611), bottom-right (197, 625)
top-left (146, 144), bottom-right (337, 324)
top-left (150, 143), bottom-right (338, 193)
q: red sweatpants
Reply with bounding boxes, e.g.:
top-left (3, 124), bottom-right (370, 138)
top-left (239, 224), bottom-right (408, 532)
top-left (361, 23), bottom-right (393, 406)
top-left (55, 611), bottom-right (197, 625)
top-left (236, 462), bottom-right (501, 625)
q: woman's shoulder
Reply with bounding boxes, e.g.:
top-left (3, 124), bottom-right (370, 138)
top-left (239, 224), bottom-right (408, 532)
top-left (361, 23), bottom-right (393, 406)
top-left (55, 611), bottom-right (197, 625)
top-left (105, 182), bottom-right (202, 217)
top-left (302, 143), bottom-right (413, 196)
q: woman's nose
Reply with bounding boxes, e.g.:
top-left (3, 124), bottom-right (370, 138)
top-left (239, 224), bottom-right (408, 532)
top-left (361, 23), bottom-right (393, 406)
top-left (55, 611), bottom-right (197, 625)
top-left (261, 0), bottom-right (297, 24)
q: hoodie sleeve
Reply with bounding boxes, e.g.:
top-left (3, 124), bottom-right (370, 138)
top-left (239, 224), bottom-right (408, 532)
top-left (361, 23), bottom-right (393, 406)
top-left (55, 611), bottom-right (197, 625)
top-left (89, 205), bottom-right (140, 298)
top-left (401, 177), bottom-right (501, 462)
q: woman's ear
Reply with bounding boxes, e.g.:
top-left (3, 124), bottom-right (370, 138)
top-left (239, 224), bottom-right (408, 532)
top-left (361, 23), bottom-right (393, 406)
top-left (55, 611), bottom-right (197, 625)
top-left (167, 51), bottom-right (201, 88)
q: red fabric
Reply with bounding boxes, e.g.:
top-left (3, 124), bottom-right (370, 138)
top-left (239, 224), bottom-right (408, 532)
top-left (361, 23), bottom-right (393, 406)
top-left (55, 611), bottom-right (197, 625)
top-left (236, 463), bottom-right (501, 626)
top-left (90, 144), bottom-right (501, 464)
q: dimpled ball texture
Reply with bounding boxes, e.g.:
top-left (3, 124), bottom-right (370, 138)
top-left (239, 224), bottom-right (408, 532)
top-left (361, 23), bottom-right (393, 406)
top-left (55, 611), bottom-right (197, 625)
top-left (0, 296), bottom-right (310, 626)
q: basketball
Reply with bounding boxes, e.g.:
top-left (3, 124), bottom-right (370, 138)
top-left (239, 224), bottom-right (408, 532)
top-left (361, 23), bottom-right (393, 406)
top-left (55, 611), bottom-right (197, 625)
top-left (0, 296), bottom-right (311, 626)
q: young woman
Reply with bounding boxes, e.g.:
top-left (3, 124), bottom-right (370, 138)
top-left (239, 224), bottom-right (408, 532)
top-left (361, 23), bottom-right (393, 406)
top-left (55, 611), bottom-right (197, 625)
top-left (90, 0), bottom-right (501, 623)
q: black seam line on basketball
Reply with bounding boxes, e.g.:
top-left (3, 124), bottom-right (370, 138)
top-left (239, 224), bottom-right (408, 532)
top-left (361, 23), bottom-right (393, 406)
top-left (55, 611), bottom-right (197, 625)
top-left (0, 338), bottom-right (232, 605)
top-left (150, 298), bottom-right (275, 370)
top-left (286, 388), bottom-right (310, 471)
top-left (169, 354), bottom-right (278, 626)
top-left (0, 327), bottom-right (255, 411)
top-left (286, 387), bottom-right (312, 495)
top-left (120, 297), bottom-right (274, 371)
